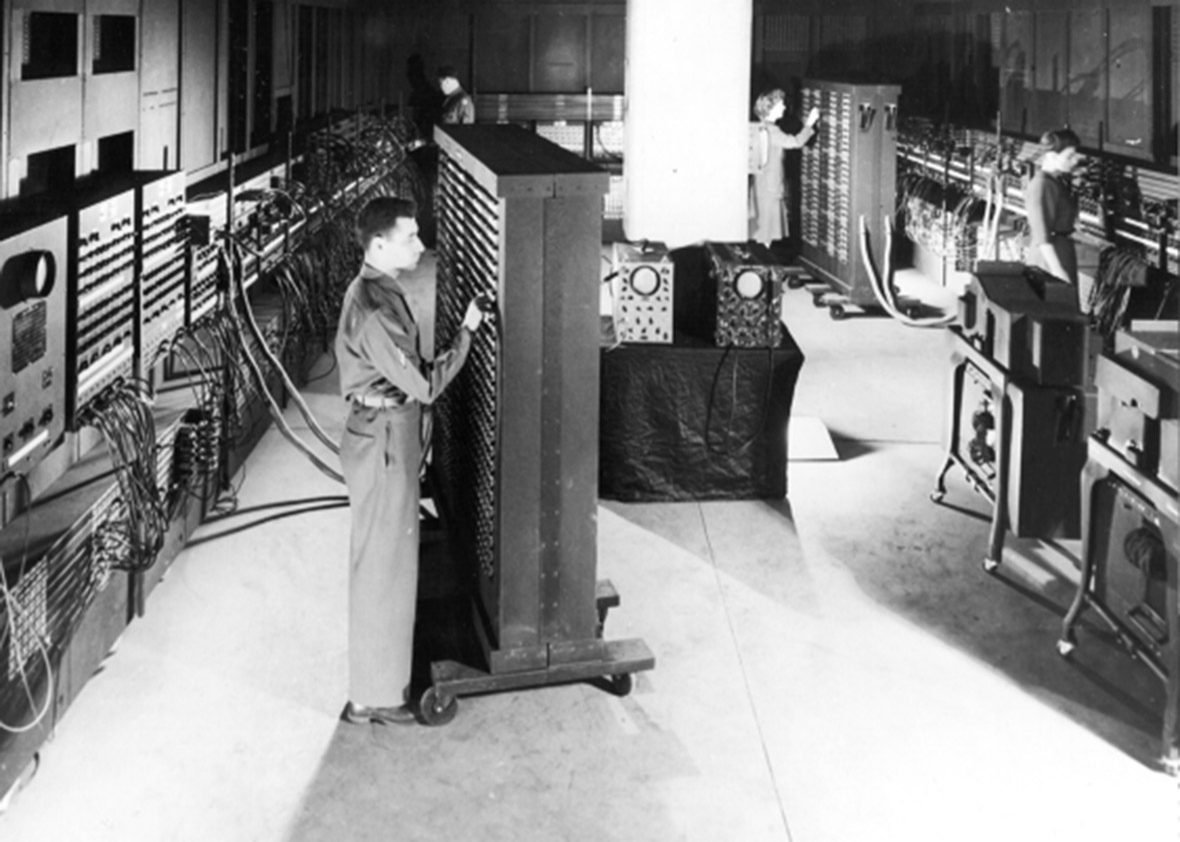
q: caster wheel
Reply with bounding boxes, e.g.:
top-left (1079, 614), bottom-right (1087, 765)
top-left (929, 490), bottom-right (945, 503)
top-left (829, 305), bottom-right (847, 321)
top-left (787, 275), bottom-right (806, 290)
top-left (812, 294), bottom-right (827, 308)
top-left (982, 557), bottom-right (999, 573)
top-left (1056, 638), bottom-right (1075, 658)
top-left (610, 673), bottom-right (634, 697)
top-left (419, 686), bottom-right (458, 726)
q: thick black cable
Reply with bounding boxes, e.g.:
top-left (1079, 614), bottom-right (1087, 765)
top-left (227, 233), bottom-right (342, 457)
top-left (185, 501), bottom-right (349, 548)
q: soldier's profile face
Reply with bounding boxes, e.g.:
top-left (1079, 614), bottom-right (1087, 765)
top-left (379, 217), bottom-right (424, 273)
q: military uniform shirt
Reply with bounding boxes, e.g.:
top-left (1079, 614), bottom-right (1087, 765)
top-left (336, 263), bottom-right (471, 406)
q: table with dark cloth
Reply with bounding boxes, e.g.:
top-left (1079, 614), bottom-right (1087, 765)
top-left (598, 330), bottom-right (805, 502)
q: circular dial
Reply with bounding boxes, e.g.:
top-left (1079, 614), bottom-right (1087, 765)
top-left (734, 270), bottom-right (764, 299)
top-left (2, 249), bottom-right (56, 306)
top-left (628, 266), bottom-right (661, 297)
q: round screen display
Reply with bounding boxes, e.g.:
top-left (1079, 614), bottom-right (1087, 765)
top-left (629, 266), bottom-right (661, 296)
top-left (734, 270), bottom-right (764, 299)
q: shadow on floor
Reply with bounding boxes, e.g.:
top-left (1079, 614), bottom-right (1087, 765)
top-left (816, 474), bottom-right (1168, 770)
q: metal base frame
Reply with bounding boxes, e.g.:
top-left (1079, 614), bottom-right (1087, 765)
top-left (1055, 438), bottom-right (1180, 774)
top-left (419, 580), bottom-right (656, 726)
top-left (931, 333), bottom-right (1010, 572)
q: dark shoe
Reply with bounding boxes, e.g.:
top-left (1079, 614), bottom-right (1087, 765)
top-left (341, 701), bottom-right (417, 726)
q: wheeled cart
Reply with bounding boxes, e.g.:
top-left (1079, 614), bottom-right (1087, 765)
top-left (418, 580), bottom-right (655, 725)
top-left (425, 125), bottom-right (655, 724)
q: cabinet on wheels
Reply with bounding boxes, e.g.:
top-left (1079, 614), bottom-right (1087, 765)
top-left (425, 125), bottom-right (654, 723)
top-left (799, 80), bottom-right (900, 315)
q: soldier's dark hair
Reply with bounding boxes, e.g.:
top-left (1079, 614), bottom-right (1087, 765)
top-left (355, 197), bottom-right (417, 250)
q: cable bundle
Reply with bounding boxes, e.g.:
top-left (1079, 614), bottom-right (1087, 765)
top-left (173, 407), bottom-right (219, 499)
top-left (1089, 246), bottom-right (1150, 338)
top-left (227, 254), bottom-right (344, 485)
top-left (0, 476), bottom-right (53, 736)
top-left (949, 194), bottom-right (987, 271)
top-left (300, 113), bottom-right (425, 213)
top-left (899, 172), bottom-right (983, 268)
top-left (860, 213), bottom-right (957, 328)
top-left (78, 384), bottom-right (169, 574)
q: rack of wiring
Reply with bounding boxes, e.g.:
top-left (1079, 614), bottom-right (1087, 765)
top-left (896, 119), bottom-right (1178, 335)
top-left (0, 106), bottom-right (424, 808)
top-left (897, 121), bottom-right (1034, 273)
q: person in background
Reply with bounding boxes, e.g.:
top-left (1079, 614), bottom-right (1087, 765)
top-left (336, 196), bottom-right (486, 726)
top-left (1025, 128), bottom-right (1083, 286)
top-left (749, 89), bottom-right (820, 248)
top-left (438, 66), bottom-right (475, 125)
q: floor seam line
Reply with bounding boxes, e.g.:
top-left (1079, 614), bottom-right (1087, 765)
top-left (698, 503), bottom-right (794, 842)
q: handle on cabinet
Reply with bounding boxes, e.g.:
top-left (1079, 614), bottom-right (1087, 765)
top-left (858, 103), bottom-right (876, 131)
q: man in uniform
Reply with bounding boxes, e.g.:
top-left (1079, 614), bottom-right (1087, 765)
top-left (438, 66), bottom-right (475, 125)
top-left (336, 196), bottom-right (485, 725)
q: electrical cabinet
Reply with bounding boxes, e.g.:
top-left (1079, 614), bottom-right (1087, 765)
top-left (426, 124), bottom-right (652, 721)
top-left (0, 213), bottom-right (69, 474)
top-left (1059, 340), bottom-right (1180, 772)
top-left (799, 79), bottom-right (900, 315)
top-left (66, 178), bottom-right (138, 428)
top-left (611, 241), bottom-right (673, 344)
top-left (136, 170), bottom-right (187, 379)
top-left (933, 265), bottom-right (1091, 568)
top-left (706, 241), bottom-right (784, 349)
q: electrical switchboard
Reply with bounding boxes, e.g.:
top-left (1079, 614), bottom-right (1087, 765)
top-left (799, 80), bottom-right (900, 313)
top-left (67, 181), bottom-right (138, 427)
top-left (137, 171), bottom-right (187, 376)
top-left (186, 190), bottom-right (227, 325)
top-left (427, 124), bottom-right (652, 719)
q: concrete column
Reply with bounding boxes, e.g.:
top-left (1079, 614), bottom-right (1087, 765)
top-left (623, 0), bottom-right (753, 247)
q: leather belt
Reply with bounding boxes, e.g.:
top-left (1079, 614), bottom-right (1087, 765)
top-left (352, 392), bottom-right (409, 410)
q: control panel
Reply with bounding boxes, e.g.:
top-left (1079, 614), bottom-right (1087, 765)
top-left (137, 171), bottom-right (188, 377)
top-left (67, 183), bottom-right (137, 427)
top-left (0, 214), bottom-right (68, 472)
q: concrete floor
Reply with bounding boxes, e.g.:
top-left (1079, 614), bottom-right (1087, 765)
top-left (0, 262), bottom-right (1177, 841)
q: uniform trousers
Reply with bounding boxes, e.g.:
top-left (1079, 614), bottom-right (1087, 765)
top-left (340, 400), bottom-right (422, 707)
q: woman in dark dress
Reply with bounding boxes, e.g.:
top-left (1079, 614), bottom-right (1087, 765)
top-left (1025, 128), bottom-right (1084, 285)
